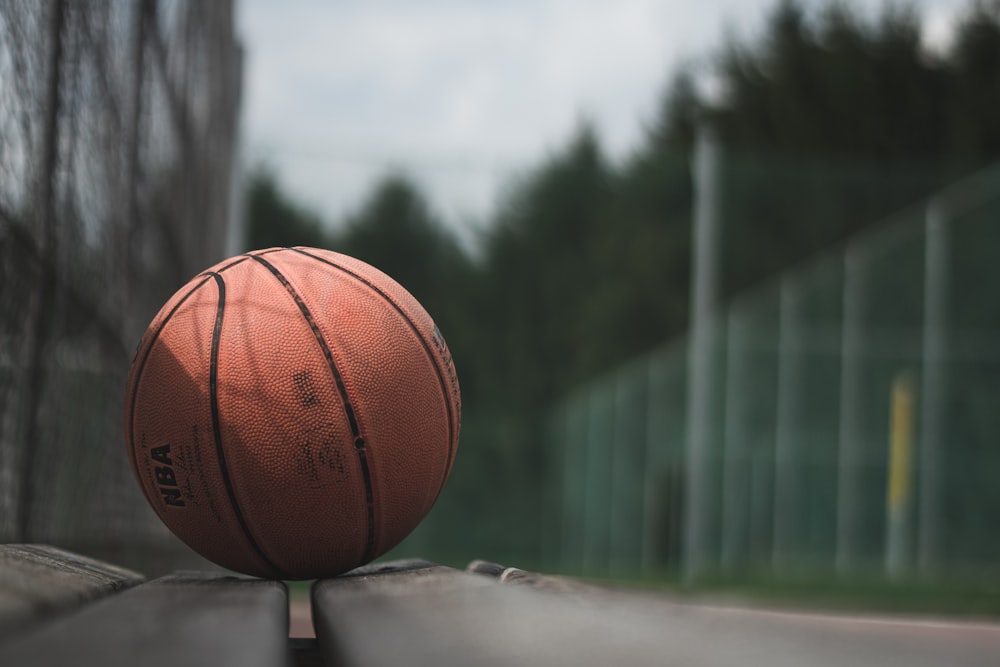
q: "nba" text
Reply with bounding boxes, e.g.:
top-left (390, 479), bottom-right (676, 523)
top-left (151, 444), bottom-right (185, 507)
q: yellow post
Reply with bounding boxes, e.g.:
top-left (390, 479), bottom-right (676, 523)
top-left (886, 372), bottom-right (915, 577)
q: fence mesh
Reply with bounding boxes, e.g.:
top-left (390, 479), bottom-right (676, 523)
top-left (0, 0), bottom-right (240, 570)
top-left (549, 160), bottom-right (1000, 581)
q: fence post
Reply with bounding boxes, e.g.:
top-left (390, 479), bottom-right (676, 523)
top-left (641, 356), bottom-right (667, 574)
top-left (608, 376), bottom-right (622, 575)
top-left (836, 245), bottom-right (866, 574)
top-left (683, 121), bottom-right (723, 581)
top-left (918, 199), bottom-right (949, 574)
top-left (773, 278), bottom-right (803, 570)
top-left (583, 383), bottom-right (613, 574)
top-left (721, 307), bottom-right (749, 571)
top-left (559, 401), bottom-right (576, 571)
top-left (609, 370), bottom-right (633, 575)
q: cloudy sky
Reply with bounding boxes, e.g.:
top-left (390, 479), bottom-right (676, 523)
top-left (237, 0), bottom-right (965, 246)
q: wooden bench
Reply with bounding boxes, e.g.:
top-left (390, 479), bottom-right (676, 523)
top-left (0, 545), bottom-right (286, 667)
top-left (2, 544), bottom-right (999, 666)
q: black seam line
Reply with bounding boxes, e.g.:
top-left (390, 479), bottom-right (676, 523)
top-left (193, 248), bottom-right (285, 279)
top-left (127, 275), bottom-right (212, 508)
top-left (290, 247), bottom-right (458, 483)
top-left (208, 272), bottom-right (288, 578)
top-left (248, 254), bottom-right (378, 562)
top-left (198, 255), bottom-right (249, 278)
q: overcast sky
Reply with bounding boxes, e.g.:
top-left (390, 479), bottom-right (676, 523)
top-left (237, 0), bottom-right (965, 246)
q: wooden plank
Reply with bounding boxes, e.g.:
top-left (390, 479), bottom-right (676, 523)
top-left (312, 565), bottom-right (495, 666)
top-left (313, 563), bottom-right (677, 667)
top-left (0, 573), bottom-right (289, 667)
top-left (0, 544), bottom-right (144, 638)
top-left (315, 562), bottom-right (1000, 667)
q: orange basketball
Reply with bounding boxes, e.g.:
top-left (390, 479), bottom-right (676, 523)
top-left (123, 247), bottom-right (461, 579)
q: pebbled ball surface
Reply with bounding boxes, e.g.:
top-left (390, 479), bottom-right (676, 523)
top-left (124, 247), bottom-right (461, 579)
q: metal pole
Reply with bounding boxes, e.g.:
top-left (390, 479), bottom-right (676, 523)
top-left (558, 402), bottom-right (574, 571)
top-left (773, 278), bottom-right (803, 571)
top-left (918, 199), bottom-right (949, 574)
top-left (582, 387), bottom-right (600, 574)
top-left (721, 307), bottom-right (749, 571)
top-left (683, 120), bottom-right (723, 581)
top-left (565, 396), bottom-right (589, 573)
top-left (836, 246), bottom-right (865, 574)
top-left (641, 357), bottom-right (666, 574)
top-left (609, 372), bottom-right (627, 575)
top-left (583, 384), bottom-right (613, 574)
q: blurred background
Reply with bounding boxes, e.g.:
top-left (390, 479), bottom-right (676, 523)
top-left (2, 0), bottom-right (1000, 606)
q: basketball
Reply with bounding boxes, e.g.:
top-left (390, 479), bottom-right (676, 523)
top-left (123, 247), bottom-right (461, 579)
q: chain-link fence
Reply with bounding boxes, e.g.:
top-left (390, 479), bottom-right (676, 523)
top-left (0, 0), bottom-right (240, 571)
top-left (549, 159), bottom-right (1000, 581)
